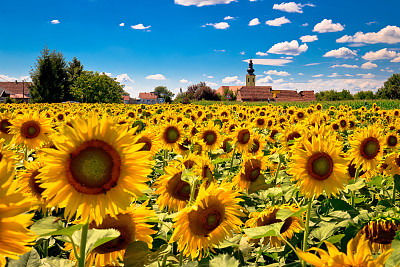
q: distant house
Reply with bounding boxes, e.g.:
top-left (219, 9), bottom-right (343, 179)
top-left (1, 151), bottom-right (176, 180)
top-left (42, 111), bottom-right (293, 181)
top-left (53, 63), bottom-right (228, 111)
top-left (0, 82), bottom-right (31, 103)
top-left (218, 60), bottom-right (316, 102)
top-left (138, 92), bottom-right (164, 104)
top-left (122, 95), bottom-right (138, 104)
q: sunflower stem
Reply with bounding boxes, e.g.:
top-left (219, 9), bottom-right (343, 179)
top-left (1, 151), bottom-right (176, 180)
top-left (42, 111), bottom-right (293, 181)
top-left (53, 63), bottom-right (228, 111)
top-left (161, 253), bottom-right (168, 267)
top-left (24, 147), bottom-right (28, 161)
top-left (189, 179), bottom-right (198, 205)
top-left (351, 168), bottom-right (360, 208)
top-left (301, 199), bottom-right (312, 267)
top-left (274, 160), bottom-right (282, 185)
top-left (68, 235), bottom-right (80, 263)
top-left (229, 145), bottom-right (237, 174)
top-left (163, 149), bottom-right (168, 169)
top-left (178, 250), bottom-right (183, 266)
top-left (78, 220), bottom-right (89, 267)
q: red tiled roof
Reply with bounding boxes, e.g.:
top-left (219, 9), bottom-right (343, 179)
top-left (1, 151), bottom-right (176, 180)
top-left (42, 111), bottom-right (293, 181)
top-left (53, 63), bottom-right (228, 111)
top-left (10, 94), bottom-right (30, 99)
top-left (138, 92), bottom-right (157, 100)
top-left (122, 95), bottom-right (131, 101)
top-left (237, 86), bottom-right (273, 101)
top-left (0, 82), bottom-right (31, 95)
top-left (216, 86), bottom-right (243, 95)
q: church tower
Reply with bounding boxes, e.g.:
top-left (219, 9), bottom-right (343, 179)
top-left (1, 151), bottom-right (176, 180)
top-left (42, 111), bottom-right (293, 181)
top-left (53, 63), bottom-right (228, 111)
top-left (246, 59), bottom-right (256, 86)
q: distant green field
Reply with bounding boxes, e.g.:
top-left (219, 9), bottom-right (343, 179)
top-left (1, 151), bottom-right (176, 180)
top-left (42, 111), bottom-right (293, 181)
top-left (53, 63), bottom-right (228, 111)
top-left (193, 99), bottom-right (400, 109)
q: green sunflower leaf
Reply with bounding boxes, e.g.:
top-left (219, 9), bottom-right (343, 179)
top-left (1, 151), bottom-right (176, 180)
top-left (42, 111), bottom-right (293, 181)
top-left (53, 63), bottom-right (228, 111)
top-left (243, 222), bottom-right (285, 239)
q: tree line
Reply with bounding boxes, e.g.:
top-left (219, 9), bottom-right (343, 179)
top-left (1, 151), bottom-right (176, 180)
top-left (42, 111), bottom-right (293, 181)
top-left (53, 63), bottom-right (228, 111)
top-left (315, 74), bottom-right (400, 101)
top-left (29, 47), bottom-right (126, 103)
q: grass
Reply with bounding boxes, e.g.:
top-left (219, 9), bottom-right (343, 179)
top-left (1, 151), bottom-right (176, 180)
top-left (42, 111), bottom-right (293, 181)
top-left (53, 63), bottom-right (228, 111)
top-left (191, 99), bottom-right (400, 109)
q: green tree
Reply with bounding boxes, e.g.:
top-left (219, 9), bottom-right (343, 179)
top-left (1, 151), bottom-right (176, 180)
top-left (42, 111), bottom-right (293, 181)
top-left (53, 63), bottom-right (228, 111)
top-left (71, 71), bottom-right (124, 103)
top-left (376, 73), bottom-right (400, 99)
top-left (153, 86), bottom-right (174, 99)
top-left (354, 90), bottom-right (375, 100)
top-left (66, 57), bottom-right (84, 101)
top-left (30, 46), bottom-right (69, 103)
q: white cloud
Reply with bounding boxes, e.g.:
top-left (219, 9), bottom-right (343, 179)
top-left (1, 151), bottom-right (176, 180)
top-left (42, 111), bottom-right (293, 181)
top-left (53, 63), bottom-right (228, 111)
top-left (273, 2), bottom-right (315, 13)
top-left (328, 73), bottom-right (341, 77)
top-left (207, 75), bottom-right (214, 78)
top-left (222, 76), bottom-right (243, 85)
top-left (366, 21), bottom-right (378, 26)
top-left (312, 74), bottom-right (324, 77)
top-left (391, 57), bottom-right (400, 62)
top-left (304, 63), bottom-right (321, 66)
top-left (119, 23), bottom-right (125, 27)
top-left (301, 23), bottom-right (309, 27)
top-left (206, 81), bottom-right (218, 87)
top-left (244, 58), bottom-right (292, 66)
top-left (214, 49), bottom-right (226, 52)
top-left (257, 76), bottom-right (273, 84)
top-left (362, 48), bottom-right (398, 61)
top-left (146, 74), bottom-right (166, 80)
top-left (0, 74), bottom-right (31, 82)
top-left (336, 26), bottom-right (400, 44)
top-left (203, 22), bottom-right (230, 29)
top-left (51, 20), bottom-right (60, 24)
top-left (300, 35), bottom-right (318, 43)
top-left (116, 74), bottom-right (134, 83)
top-left (264, 70), bottom-right (290, 76)
top-left (175, 0), bottom-right (236, 6)
top-left (266, 16), bottom-right (291, 27)
top-left (267, 40), bottom-right (308, 55)
top-left (357, 73), bottom-right (375, 79)
top-left (256, 51), bottom-right (268, 56)
top-left (361, 62), bottom-right (378, 69)
top-left (249, 18), bottom-right (260, 26)
top-left (323, 47), bottom-right (357, 58)
top-left (298, 73), bottom-right (304, 75)
top-left (381, 68), bottom-right (394, 72)
top-left (131, 24), bottom-right (151, 30)
top-left (331, 64), bottom-right (359, 68)
top-left (240, 51), bottom-right (245, 55)
top-left (180, 79), bottom-right (189, 83)
top-left (313, 19), bottom-right (344, 33)
top-left (103, 72), bottom-right (112, 77)
top-left (224, 16), bottom-right (235, 20)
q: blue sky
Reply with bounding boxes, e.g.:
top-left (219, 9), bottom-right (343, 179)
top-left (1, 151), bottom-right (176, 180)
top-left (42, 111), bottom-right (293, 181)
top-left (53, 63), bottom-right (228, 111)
top-left (1, 0), bottom-right (400, 98)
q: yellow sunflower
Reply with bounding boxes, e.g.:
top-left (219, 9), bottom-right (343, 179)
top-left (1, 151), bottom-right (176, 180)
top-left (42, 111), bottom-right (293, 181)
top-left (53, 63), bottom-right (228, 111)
top-left (348, 125), bottom-right (385, 172)
top-left (297, 234), bottom-right (392, 267)
top-left (248, 132), bottom-right (266, 155)
top-left (0, 111), bottom-right (15, 143)
top-left (385, 132), bottom-right (400, 152)
top-left (38, 115), bottom-right (152, 224)
top-left (154, 165), bottom-right (191, 212)
top-left (68, 202), bottom-right (156, 267)
top-left (9, 112), bottom-right (53, 151)
top-left (159, 121), bottom-right (185, 151)
top-left (245, 205), bottom-right (303, 248)
top-left (193, 154), bottom-right (215, 186)
top-left (235, 155), bottom-right (267, 192)
top-left (0, 160), bottom-right (36, 266)
top-left (231, 125), bottom-right (253, 152)
top-left (17, 160), bottom-right (47, 210)
top-left (170, 183), bottom-right (244, 259)
top-left (134, 128), bottom-right (162, 157)
top-left (196, 122), bottom-right (222, 151)
top-left (288, 135), bottom-right (348, 198)
top-left (384, 152), bottom-right (400, 176)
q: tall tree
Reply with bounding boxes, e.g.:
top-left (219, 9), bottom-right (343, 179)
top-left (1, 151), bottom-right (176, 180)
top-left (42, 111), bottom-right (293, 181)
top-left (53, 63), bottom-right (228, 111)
top-left (376, 73), bottom-right (400, 99)
top-left (71, 71), bottom-right (124, 103)
top-left (65, 57), bottom-right (84, 101)
top-left (29, 46), bottom-right (69, 103)
top-left (154, 86), bottom-right (174, 99)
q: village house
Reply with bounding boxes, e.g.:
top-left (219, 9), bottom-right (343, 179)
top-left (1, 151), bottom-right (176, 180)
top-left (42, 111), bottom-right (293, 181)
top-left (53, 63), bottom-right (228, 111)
top-left (0, 81), bottom-right (31, 103)
top-left (137, 92), bottom-right (164, 104)
top-left (216, 60), bottom-right (316, 102)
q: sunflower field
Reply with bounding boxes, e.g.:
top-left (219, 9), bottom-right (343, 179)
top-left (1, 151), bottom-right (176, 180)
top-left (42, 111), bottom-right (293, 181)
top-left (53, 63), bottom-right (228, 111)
top-left (1, 102), bottom-right (400, 267)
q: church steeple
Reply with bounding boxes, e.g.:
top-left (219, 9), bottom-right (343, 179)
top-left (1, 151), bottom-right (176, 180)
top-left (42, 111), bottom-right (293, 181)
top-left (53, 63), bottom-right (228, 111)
top-left (246, 59), bottom-right (256, 86)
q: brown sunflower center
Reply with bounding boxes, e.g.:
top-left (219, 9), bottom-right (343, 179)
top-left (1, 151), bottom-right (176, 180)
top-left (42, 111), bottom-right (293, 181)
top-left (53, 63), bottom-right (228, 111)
top-left (167, 173), bottom-right (191, 201)
top-left (93, 214), bottom-right (135, 254)
top-left (21, 121), bottom-right (41, 139)
top-left (297, 112), bottom-right (304, 119)
top-left (287, 132), bottom-right (301, 144)
top-left (202, 166), bottom-right (213, 180)
top-left (137, 137), bottom-right (152, 151)
top-left (203, 130), bottom-right (217, 145)
top-left (29, 170), bottom-right (45, 197)
top-left (67, 139), bottom-right (121, 195)
top-left (188, 202), bottom-right (225, 236)
top-left (340, 120), bottom-right (347, 128)
top-left (249, 139), bottom-right (260, 153)
top-left (184, 160), bottom-right (195, 169)
top-left (237, 129), bottom-right (250, 144)
top-left (269, 129), bottom-right (278, 140)
top-left (332, 124), bottom-right (339, 130)
top-left (360, 137), bottom-right (380, 160)
top-left (395, 156), bottom-right (400, 167)
top-left (0, 119), bottom-right (11, 134)
top-left (307, 152), bottom-right (334, 181)
top-left (164, 126), bottom-right (180, 143)
top-left (243, 159), bottom-right (262, 181)
top-left (257, 118), bottom-right (265, 126)
top-left (222, 139), bottom-right (233, 153)
top-left (363, 221), bottom-right (400, 245)
top-left (387, 135), bottom-right (398, 147)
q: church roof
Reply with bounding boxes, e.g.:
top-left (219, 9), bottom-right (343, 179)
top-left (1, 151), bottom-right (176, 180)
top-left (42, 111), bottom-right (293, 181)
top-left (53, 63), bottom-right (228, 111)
top-left (237, 86), bottom-right (273, 101)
